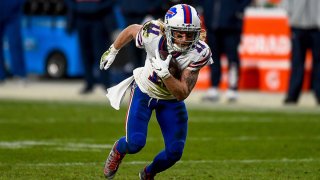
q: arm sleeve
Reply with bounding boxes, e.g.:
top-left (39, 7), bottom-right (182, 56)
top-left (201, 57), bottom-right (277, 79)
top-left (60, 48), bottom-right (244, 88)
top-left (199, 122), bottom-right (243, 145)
top-left (135, 27), bottom-right (144, 49)
top-left (187, 49), bottom-right (213, 71)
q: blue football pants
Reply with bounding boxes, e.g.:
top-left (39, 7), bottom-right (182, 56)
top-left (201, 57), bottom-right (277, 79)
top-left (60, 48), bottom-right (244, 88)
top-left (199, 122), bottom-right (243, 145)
top-left (115, 84), bottom-right (188, 175)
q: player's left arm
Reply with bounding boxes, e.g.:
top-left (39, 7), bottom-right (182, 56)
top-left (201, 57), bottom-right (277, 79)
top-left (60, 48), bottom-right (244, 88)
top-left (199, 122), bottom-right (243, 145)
top-left (161, 45), bottom-right (212, 101)
top-left (162, 69), bottom-right (199, 101)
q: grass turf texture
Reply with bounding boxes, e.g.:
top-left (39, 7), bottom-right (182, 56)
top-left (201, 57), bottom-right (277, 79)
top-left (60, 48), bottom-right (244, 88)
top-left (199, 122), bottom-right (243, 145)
top-left (0, 100), bottom-right (319, 179)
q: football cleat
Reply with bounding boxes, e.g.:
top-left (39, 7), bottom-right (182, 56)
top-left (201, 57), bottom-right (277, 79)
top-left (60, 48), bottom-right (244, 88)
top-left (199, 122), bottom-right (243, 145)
top-left (104, 141), bottom-right (125, 179)
top-left (139, 167), bottom-right (155, 180)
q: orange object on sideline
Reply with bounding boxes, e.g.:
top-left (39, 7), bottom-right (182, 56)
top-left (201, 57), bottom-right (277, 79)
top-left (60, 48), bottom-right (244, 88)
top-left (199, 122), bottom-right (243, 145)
top-left (195, 8), bottom-right (311, 92)
top-left (194, 65), bottom-right (211, 90)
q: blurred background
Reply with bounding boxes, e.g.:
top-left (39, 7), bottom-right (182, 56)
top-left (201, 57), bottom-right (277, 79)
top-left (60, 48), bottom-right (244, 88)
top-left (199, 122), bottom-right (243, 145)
top-left (1, 0), bottom-right (319, 108)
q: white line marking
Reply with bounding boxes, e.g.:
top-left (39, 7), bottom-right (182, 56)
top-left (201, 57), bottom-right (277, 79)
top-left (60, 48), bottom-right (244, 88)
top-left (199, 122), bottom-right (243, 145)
top-left (0, 136), bottom-right (319, 151)
top-left (188, 116), bottom-right (320, 123)
top-left (0, 140), bottom-right (112, 151)
top-left (1, 113), bottom-right (319, 124)
top-left (0, 158), bottom-right (318, 167)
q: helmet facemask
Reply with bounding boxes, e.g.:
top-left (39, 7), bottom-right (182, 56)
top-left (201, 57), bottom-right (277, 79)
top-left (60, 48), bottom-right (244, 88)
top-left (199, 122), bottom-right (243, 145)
top-left (164, 4), bottom-right (201, 53)
top-left (165, 26), bottom-right (201, 52)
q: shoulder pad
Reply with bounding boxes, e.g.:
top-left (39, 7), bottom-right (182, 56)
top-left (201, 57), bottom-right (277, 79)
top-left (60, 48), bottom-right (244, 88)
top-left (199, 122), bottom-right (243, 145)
top-left (187, 41), bottom-right (213, 70)
top-left (141, 20), bottom-right (163, 43)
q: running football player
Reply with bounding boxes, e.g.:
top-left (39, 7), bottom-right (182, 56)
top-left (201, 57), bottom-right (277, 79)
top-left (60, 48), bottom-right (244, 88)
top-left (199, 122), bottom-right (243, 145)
top-left (100, 4), bottom-right (213, 179)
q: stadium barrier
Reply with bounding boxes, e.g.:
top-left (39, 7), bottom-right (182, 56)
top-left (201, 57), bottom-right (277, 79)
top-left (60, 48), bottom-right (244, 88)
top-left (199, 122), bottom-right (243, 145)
top-left (195, 7), bottom-right (312, 92)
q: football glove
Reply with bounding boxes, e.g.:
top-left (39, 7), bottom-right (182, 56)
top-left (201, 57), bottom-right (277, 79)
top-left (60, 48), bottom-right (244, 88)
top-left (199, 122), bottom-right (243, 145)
top-left (100, 44), bottom-right (119, 70)
top-left (150, 50), bottom-right (172, 79)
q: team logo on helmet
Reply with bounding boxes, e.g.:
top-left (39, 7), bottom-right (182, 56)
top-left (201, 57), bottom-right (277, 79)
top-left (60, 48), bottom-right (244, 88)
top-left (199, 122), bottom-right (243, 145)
top-left (165, 7), bottom-right (177, 19)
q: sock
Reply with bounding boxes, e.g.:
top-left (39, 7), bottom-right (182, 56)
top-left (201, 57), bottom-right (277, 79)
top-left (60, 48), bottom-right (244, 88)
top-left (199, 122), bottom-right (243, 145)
top-left (146, 150), bottom-right (176, 175)
top-left (115, 136), bottom-right (128, 155)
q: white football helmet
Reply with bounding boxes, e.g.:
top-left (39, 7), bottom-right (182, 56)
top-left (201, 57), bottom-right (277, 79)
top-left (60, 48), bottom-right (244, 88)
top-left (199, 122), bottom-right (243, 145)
top-left (164, 4), bottom-right (201, 53)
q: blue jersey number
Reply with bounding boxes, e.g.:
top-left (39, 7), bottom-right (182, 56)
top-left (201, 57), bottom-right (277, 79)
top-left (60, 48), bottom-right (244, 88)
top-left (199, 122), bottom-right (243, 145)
top-left (148, 71), bottom-right (165, 87)
top-left (195, 41), bottom-right (206, 54)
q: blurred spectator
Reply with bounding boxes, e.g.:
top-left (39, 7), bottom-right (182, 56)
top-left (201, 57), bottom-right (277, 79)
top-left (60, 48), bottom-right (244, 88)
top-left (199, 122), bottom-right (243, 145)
top-left (254, 0), bottom-right (280, 7)
top-left (201, 0), bottom-right (252, 102)
top-left (281, 0), bottom-right (320, 105)
top-left (65, 0), bottom-right (116, 94)
top-left (118, 0), bottom-right (163, 68)
top-left (0, 0), bottom-right (27, 84)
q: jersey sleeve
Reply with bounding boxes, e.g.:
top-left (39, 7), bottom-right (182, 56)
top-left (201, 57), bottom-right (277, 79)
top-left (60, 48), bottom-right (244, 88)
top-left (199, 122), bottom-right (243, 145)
top-left (135, 20), bottom-right (163, 49)
top-left (187, 47), bottom-right (213, 71)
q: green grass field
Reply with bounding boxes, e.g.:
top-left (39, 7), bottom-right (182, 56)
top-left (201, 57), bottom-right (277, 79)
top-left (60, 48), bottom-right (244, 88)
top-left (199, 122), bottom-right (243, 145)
top-left (0, 99), bottom-right (319, 179)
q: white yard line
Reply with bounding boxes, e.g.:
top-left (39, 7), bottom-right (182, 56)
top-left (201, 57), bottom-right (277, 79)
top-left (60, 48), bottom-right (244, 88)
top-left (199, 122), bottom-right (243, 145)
top-left (0, 158), bottom-right (318, 167)
top-left (0, 118), bottom-right (121, 124)
top-left (1, 116), bottom-right (318, 124)
top-left (0, 136), bottom-right (319, 151)
top-left (188, 136), bottom-right (320, 141)
top-left (0, 140), bottom-right (112, 151)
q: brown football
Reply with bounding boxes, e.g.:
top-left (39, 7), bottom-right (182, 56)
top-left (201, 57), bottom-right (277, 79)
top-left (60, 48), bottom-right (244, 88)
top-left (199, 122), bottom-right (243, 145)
top-left (159, 50), bottom-right (182, 79)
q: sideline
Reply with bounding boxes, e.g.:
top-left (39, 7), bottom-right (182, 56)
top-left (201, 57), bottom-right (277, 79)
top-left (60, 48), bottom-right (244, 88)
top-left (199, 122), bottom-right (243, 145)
top-left (0, 78), bottom-right (319, 112)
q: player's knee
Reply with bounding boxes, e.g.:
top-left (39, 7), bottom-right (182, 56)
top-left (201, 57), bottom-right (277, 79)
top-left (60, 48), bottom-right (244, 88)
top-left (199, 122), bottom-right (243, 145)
top-left (166, 140), bottom-right (185, 162)
top-left (127, 133), bottom-right (146, 154)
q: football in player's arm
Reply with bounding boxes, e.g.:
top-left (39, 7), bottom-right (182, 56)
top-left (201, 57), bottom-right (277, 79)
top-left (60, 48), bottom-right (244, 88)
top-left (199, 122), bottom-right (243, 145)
top-left (100, 4), bottom-right (213, 179)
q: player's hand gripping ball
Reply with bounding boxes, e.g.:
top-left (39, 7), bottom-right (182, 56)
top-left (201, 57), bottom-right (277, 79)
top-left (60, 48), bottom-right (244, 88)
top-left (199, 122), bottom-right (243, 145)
top-left (159, 50), bottom-right (182, 79)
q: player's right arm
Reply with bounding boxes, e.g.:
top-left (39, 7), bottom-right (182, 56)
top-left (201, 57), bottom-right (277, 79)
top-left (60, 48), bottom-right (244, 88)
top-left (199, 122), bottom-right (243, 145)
top-left (100, 24), bottom-right (142, 70)
top-left (113, 24), bottom-right (142, 49)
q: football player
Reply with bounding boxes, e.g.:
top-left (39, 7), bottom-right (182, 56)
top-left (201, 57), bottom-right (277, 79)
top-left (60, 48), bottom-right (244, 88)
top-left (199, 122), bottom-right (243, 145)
top-left (100, 4), bottom-right (213, 179)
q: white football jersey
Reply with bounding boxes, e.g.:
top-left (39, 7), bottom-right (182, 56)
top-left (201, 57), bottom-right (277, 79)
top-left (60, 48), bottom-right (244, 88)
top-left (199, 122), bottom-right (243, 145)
top-left (133, 20), bottom-right (213, 100)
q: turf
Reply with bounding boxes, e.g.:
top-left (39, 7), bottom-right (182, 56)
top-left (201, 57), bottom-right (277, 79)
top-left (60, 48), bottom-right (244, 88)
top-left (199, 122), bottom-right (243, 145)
top-left (0, 100), bottom-right (319, 179)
